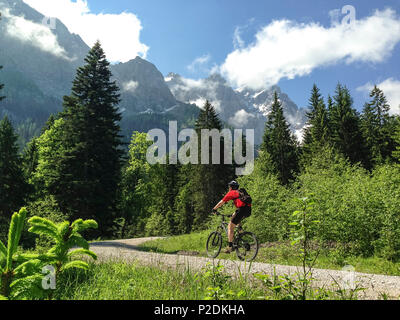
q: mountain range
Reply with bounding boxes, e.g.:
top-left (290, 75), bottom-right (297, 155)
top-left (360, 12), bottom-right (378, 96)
top-left (0, 0), bottom-right (308, 146)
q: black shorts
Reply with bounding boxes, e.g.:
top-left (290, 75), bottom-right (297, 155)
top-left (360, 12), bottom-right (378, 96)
top-left (231, 206), bottom-right (251, 225)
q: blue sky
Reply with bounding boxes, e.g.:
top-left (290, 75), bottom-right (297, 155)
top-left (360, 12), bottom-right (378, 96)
top-left (23, 0), bottom-right (400, 112)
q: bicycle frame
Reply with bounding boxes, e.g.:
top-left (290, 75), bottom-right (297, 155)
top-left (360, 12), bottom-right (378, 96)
top-left (215, 213), bottom-right (243, 240)
top-left (216, 215), bottom-right (229, 236)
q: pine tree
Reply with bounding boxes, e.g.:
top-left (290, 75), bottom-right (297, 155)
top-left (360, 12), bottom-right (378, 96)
top-left (392, 120), bottom-right (400, 162)
top-left (302, 85), bottom-right (330, 164)
top-left (21, 137), bottom-right (39, 202)
top-left (43, 42), bottom-right (123, 237)
top-left (361, 85), bottom-right (396, 168)
top-left (0, 13), bottom-right (5, 102)
top-left (329, 84), bottom-right (367, 166)
top-left (180, 101), bottom-right (235, 231)
top-left (0, 66), bottom-right (5, 102)
top-left (261, 92), bottom-right (299, 185)
top-left (0, 116), bottom-right (27, 219)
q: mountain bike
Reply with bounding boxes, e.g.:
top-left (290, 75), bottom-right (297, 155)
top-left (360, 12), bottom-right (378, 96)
top-left (206, 211), bottom-right (259, 261)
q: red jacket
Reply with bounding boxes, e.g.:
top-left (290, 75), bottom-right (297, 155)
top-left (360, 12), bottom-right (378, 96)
top-left (222, 190), bottom-right (250, 208)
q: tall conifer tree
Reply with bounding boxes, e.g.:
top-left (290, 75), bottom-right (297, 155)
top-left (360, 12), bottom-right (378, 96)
top-left (0, 116), bottom-right (27, 218)
top-left (261, 92), bottom-right (298, 185)
top-left (0, 66), bottom-right (5, 102)
top-left (46, 41), bottom-right (123, 236)
top-left (329, 84), bottom-right (366, 166)
top-left (361, 85), bottom-right (396, 167)
top-left (179, 101), bottom-right (235, 231)
top-left (302, 85), bottom-right (330, 164)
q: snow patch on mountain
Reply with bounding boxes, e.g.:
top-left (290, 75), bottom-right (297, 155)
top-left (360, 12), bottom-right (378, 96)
top-left (166, 73), bottom-right (308, 144)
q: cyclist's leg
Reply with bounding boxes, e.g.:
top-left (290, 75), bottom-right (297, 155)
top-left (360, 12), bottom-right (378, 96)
top-left (231, 207), bottom-right (248, 235)
top-left (223, 211), bottom-right (238, 253)
top-left (228, 219), bottom-right (236, 243)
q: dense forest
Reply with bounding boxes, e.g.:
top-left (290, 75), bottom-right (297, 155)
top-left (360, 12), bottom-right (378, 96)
top-left (1, 42), bottom-right (400, 262)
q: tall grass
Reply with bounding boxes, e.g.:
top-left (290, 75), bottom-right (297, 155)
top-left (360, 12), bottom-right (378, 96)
top-left (53, 260), bottom-right (264, 300)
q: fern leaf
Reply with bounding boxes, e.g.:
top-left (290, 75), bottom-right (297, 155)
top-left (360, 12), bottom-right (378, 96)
top-left (10, 274), bottom-right (45, 300)
top-left (82, 219), bottom-right (98, 230)
top-left (13, 252), bottom-right (57, 264)
top-left (61, 260), bottom-right (89, 271)
top-left (68, 249), bottom-right (97, 260)
top-left (71, 219), bottom-right (84, 231)
top-left (72, 219), bottom-right (98, 233)
top-left (28, 225), bottom-right (59, 241)
top-left (14, 208), bottom-right (27, 247)
top-left (6, 212), bottom-right (19, 270)
top-left (28, 216), bottom-right (58, 232)
top-left (13, 259), bottom-right (42, 277)
top-left (67, 234), bottom-right (89, 250)
top-left (57, 221), bottom-right (71, 238)
top-left (0, 240), bottom-right (6, 259)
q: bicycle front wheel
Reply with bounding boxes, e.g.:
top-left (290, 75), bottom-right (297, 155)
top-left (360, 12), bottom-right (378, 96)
top-left (206, 231), bottom-right (222, 258)
top-left (235, 232), bottom-right (259, 262)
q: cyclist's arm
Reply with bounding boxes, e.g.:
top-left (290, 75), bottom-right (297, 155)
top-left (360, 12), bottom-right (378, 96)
top-left (213, 199), bottom-right (226, 211)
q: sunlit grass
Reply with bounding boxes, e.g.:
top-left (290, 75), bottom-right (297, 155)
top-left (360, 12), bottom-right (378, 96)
top-left (54, 260), bottom-right (264, 300)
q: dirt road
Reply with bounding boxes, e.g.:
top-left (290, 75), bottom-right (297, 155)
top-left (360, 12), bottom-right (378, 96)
top-left (89, 237), bottom-right (400, 300)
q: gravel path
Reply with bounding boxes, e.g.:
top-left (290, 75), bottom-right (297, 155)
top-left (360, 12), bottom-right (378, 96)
top-left (89, 237), bottom-right (400, 300)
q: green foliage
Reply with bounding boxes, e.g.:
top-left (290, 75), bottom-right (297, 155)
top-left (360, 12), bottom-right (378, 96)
top-left (0, 206), bottom-right (97, 300)
top-left (198, 262), bottom-right (234, 300)
top-left (238, 157), bottom-right (293, 242)
top-left (52, 261), bottom-right (262, 300)
top-left (27, 216), bottom-right (98, 274)
top-left (392, 119), bottom-right (400, 162)
top-left (289, 195), bottom-right (321, 299)
top-left (0, 208), bottom-right (43, 299)
top-left (118, 131), bottom-right (153, 238)
top-left (20, 196), bottom-right (67, 251)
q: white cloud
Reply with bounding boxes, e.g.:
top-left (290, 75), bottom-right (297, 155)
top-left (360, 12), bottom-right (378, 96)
top-left (187, 54), bottom-right (211, 73)
top-left (189, 98), bottom-right (207, 109)
top-left (22, 0), bottom-right (149, 63)
top-left (229, 109), bottom-right (255, 127)
top-left (219, 8), bottom-right (400, 90)
top-left (233, 26), bottom-right (245, 49)
top-left (168, 76), bottom-right (223, 112)
top-left (2, 8), bottom-right (70, 60)
top-left (122, 80), bottom-right (139, 92)
top-left (357, 78), bottom-right (400, 115)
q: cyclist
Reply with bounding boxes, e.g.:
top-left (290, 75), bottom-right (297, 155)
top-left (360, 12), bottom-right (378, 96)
top-left (212, 180), bottom-right (251, 253)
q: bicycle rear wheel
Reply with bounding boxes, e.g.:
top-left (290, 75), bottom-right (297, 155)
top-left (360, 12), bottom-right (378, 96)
top-left (235, 232), bottom-right (259, 262)
top-left (206, 231), bottom-right (222, 258)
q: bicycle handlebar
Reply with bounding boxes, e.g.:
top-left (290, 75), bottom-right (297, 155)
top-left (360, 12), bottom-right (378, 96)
top-left (212, 211), bottom-right (232, 218)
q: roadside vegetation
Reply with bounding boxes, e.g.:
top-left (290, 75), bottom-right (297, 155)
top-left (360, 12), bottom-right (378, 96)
top-left (52, 260), bottom-right (364, 301)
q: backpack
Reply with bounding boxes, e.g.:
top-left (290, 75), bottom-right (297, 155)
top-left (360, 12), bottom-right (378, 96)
top-left (238, 188), bottom-right (252, 206)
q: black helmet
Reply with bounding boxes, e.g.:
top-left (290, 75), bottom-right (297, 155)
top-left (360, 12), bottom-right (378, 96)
top-left (228, 180), bottom-right (239, 190)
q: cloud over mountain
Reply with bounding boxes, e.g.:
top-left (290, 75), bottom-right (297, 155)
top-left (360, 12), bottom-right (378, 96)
top-left (219, 8), bottom-right (400, 90)
top-left (2, 7), bottom-right (70, 60)
top-left (22, 0), bottom-right (149, 63)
